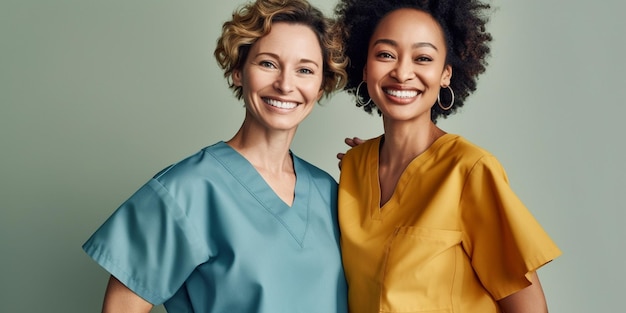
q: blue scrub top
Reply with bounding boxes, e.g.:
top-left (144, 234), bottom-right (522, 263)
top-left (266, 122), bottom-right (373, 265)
top-left (83, 142), bottom-right (348, 312)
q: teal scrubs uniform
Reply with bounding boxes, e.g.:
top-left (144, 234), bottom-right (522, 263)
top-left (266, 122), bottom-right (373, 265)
top-left (83, 142), bottom-right (347, 312)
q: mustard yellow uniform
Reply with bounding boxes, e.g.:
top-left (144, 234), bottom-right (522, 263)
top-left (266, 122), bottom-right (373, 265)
top-left (339, 134), bottom-right (561, 313)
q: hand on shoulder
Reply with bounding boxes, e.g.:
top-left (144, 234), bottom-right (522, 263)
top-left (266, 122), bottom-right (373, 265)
top-left (337, 137), bottom-right (366, 170)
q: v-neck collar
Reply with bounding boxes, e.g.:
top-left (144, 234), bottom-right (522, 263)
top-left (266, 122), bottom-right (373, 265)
top-left (208, 142), bottom-right (310, 246)
top-left (369, 134), bottom-right (457, 220)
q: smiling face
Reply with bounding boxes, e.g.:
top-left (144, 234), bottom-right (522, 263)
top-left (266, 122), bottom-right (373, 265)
top-left (364, 8), bottom-right (451, 125)
top-left (233, 22), bottom-right (324, 133)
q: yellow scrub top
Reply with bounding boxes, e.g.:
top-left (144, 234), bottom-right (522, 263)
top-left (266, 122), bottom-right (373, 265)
top-left (339, 134), bottom-right (561, 313)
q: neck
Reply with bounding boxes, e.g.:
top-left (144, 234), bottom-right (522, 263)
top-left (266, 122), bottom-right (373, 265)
top-left (379, 118), bottom-right (445, 167)
top-left (226, 118), bottom-right (296, 174)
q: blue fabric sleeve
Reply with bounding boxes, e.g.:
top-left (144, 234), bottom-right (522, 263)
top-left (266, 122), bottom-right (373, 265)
top-left (82, 179), bottom-right (210, 305)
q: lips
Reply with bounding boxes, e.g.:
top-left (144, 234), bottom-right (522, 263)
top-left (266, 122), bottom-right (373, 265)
top-left (383, 88), bottom-right (419, 98)
top-left (263, 97), bottom-right (298, 109)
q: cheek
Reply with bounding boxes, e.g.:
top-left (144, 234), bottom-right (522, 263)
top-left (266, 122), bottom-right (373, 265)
top-left (244, 71), bottom-right (271, 93)
top-left (364, 59), bottom-right (393, 81)
top-left (303, 79), bottom-right (324, 100)
top-left (421, 68), bottom-right (447, 85)
top-left (365, 67), bottom-right (388, 98)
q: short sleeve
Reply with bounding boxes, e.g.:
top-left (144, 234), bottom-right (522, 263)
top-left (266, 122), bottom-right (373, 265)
top-left (459, 156), bottom-right (561, 300)
top-left (82, 179), bottom-right (210, 305)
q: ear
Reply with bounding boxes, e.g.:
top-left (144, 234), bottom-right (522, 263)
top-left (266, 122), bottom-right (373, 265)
top-left (362, 66), bottom-right (367, 81)
top-left (441, 65), bottom-right (452, 86)
top-left (232, 69), bottom-right (243, 87)
top-left (316, 89), bottom-right (324, 102)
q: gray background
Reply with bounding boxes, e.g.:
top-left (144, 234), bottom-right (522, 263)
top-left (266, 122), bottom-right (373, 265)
top-left (1, 0), bottom-right (623, 312)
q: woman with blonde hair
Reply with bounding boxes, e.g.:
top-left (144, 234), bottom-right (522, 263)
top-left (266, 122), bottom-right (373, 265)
top-left (82, 0), bottom-right (348, 311)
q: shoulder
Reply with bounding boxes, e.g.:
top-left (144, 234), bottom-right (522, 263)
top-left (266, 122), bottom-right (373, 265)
top-left (293, 154), bottom-right (338, 209)
top-left (343, 136), bottom-right (381, 163)
top-left (292, 153), bottom-right (336, 185)
top-left (152, 142), bottom-right (225, 187)
top-left (442, 134), bottom-right (491, 158)
top-left (348, 136), bottom-right (380, 155)
top-left (440, 136), bottom-right (511, 189)
top-left (439, 134), bottom-right (503, 170)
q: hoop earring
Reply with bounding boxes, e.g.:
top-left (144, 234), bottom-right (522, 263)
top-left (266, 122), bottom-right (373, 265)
top-left (437, 85), bottom-right (455, 110)
top-left (355, 81), bottom-right (372, 107)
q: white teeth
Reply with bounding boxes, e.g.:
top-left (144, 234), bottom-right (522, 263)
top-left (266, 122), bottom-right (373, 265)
top-left (384, 89), bottom-right (418, 98)
top-left (264, 98), bottom-right (297, 109)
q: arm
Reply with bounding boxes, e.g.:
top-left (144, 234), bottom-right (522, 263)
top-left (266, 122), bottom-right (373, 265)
top-left (102, 275), bottom-right (153, 313)
top-left (497, 271), bottom-right (548, 313)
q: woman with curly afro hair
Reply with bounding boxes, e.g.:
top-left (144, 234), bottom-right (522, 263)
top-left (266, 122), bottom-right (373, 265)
top-left (82, 0), bottom-right (349, 312)
top-left (334, 0), bottom-right (561, 312)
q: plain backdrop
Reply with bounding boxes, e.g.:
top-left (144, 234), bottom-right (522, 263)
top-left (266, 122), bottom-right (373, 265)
top-left (1, 0), bottom-right (624, 312)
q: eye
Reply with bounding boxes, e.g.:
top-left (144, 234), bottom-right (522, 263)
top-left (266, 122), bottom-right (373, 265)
top-left (258, 60), bottom-right (277, 69)
top-left (415, 56), bottom-right (433, 62)
top-left (376, 51), bottom-right (395, 59)
top-left (298, 68), bottom-right (314, 75)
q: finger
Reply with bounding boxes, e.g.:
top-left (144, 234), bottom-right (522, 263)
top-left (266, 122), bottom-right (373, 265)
top-left (353, 137), bottom-right (365, 145)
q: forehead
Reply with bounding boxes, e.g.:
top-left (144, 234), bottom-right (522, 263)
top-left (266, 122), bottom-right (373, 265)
top-left (251, 22), bottom-right (323, 61)
top-left (371, 8), bottom-right (446, 48)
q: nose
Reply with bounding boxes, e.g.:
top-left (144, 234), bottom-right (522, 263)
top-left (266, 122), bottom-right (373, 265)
top-left (274, 70), bottom-right (294, 94)
top-left (390, 58), bottom-right (415, 82)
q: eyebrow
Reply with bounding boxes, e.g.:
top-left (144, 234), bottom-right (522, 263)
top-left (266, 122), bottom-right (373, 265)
top-left (373, 38), bottom-right (439, 51)
top-left (255, 52), bottom-right (321, 68)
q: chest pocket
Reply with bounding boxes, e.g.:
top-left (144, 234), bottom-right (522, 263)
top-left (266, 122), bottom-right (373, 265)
top-left (380, 227), bottom-right (462, 312)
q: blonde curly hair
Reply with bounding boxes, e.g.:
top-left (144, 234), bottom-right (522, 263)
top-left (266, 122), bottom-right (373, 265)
top-left (214, 0), bottom-right (347, 100)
